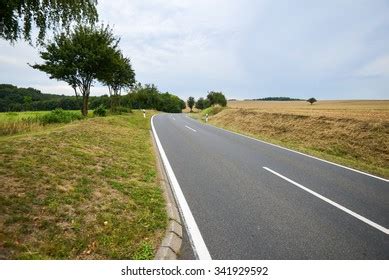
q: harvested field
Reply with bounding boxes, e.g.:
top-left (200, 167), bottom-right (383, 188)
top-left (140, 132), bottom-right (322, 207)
top-left (200, 100), bottom-right (389, 178)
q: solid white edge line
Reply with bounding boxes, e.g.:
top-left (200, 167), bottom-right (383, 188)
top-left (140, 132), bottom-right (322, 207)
top-left (184, 114), bottom-right (389, 183)
top-left (263, 167), bottom-right (389, 235)
top-left (151, 115), bottom-right (212, 260)
top-left (185, 125), bottom-right (197, 132)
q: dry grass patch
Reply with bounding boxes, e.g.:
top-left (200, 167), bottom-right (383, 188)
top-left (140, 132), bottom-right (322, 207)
top-left (0, 112), bottom-right (167, 259)
top-left (196, 100), bottom-right (389, 178)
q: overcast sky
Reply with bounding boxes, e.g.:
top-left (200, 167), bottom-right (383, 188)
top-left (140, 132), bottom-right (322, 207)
top-left (1, 0), bottom-right (389, 100)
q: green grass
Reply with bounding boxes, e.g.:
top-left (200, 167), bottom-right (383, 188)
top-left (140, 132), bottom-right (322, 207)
top-left (0, 110), bottom-right (93, 136)
top-left (0, 111), bottom-right (167, 259)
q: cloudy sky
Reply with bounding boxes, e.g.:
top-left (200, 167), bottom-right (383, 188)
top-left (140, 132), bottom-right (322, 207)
top-left (1, 0), bottom-right (389, 100)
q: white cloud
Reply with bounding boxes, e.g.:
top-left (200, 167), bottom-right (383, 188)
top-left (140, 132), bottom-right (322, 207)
top-left (0, 0), bottom-right (388, 99)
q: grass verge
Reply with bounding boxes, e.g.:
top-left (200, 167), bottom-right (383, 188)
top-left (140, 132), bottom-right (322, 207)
top-left (0, 110), bottom-right (90, 136)
top-left (0, 111), bottom-right (167, 259)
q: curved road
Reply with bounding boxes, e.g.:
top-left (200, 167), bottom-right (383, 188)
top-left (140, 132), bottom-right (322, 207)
top-left (152, 113), bottom-right (389, 259)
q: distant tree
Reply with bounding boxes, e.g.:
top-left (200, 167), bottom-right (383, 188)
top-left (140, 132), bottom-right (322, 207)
top-left (31, 24), bottom-right (121, 116)
top-left (128, 83), bottom-right (160, 110)
top-left (187, 96), bottom-right (195, 112)
top-left (126, 83), bottom-right (185, 113)
top-left (157, 93), bottom-right (183, 113)
top-left (307, 97), bottom-right (317, 105)
top-left (207, 91), bottom-right (227, 107)
top-left (0, 0), bottom-right (98, 45)
top-left (23, 95), bottom-right (32, 111)
top-left (195, 97), bottom-right (204, 110)
top-left (195, 97), bottom-right (210, 110)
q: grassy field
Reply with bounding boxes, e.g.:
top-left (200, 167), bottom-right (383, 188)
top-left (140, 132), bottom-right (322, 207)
top-left (192, 100), bottom-right (389, 178)
top-left (0, 110), bottom-right (93, 136)
top-left (0, 111), bottom-right (167, 259)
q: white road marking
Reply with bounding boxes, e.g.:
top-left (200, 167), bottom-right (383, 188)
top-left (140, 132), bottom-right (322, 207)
top-left (172, 116), bottom-right (176, 120)
top-left (185, 125), bottom-right (197, 132)
top-left (263, 167), bottom-right (389, 235)
top-left (191, 117), bottom-right (388, 183)
top-left (151, 115), bottom-right (212, 259)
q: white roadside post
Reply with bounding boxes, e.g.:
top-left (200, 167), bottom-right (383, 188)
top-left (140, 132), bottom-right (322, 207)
top-left (142, 109), bottom-right (146, 118)
top-left (205, 113), bottom-right (208, 123)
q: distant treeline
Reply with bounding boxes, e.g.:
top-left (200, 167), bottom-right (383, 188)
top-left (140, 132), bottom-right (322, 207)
top-left (246, 97), bottom-right (302, 101)
top-left (0, 84), bottom-right (185, 113)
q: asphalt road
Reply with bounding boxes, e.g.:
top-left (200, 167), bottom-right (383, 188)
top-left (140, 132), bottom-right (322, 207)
top-left (152, 113), bottom-right (389, 259)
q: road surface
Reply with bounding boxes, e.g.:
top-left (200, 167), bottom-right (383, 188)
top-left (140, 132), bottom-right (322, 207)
top-left (152, 113), bottom-right (389, 259)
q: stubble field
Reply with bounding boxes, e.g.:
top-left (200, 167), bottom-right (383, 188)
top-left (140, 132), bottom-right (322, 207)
top-left (205, 100), bottom-right (389, 178)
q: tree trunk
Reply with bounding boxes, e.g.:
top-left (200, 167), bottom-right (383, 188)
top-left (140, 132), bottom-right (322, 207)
top-left (82, 90), bottom-right (89, 116)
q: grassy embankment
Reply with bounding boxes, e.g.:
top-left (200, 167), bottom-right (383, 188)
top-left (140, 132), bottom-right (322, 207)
top-left (0, 111), bottom-right (167, 259)
top-left (0, 110), bottom-right (94, 136)
top-left (190, 100), bottom-right (389, 178)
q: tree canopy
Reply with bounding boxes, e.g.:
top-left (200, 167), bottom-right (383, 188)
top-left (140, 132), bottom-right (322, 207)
top-left (31, 24), bottom-right (122, 116)
top-left (0, 83), bottom-right (82, 112)
top-left (207, 91), bottom-right (227, 107)
top-left (195, 97), bottom-right (210, 110)
top-left (307, 97), bottom-right (317, 105)
top-left (99, 52), bottom-right (136, 112)
top-left (124, 83), bottom-right (185, 113)
top-left (187, 96), bottom-right (195, 112)
top-left (0, 0), bottom-right (98, 44)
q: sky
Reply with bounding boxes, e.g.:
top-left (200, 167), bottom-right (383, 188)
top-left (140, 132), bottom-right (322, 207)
top-left (1, 0), bottom-right (389, 100)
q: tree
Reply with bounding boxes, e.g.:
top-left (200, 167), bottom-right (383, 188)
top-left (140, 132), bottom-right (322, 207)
top-left (99, 52), bottom-right (135, 112)
top-left (128, 83), bottom-right (160, 110)
top-left (195, 97), bottom-right (210, 110)
top-left (180, 99), bottom-right (186, 110)
top-left (23, 95), bottom-right (32, 111)
top-left (31, 24), bottom-right (121, 116)
top-left (207, 91), bottom-right (227, 107)
top-left (157, 93), bottom-right (183, 113)
top-left (307, 97), bottom-right (317, 105)
top-left (0, 0), bottom-right (98, 45)
top-left (187, 96), bottom-right (195, 112)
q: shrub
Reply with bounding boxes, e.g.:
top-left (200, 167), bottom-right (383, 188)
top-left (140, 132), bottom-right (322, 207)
top-left (202, 105), bottom-right (224, 116)
top-left (93, 105), bottom-right (107, 117)
top-left (40, 109), bottom-right (82, 124)
top-left (207, 91), bottom-right (227, 107)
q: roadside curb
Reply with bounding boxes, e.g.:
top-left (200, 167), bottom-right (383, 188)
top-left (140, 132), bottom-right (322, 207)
top-left (150, 130), bottom-right (183, 260)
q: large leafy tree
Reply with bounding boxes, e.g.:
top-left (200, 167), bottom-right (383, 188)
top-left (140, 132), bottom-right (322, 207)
top-left (0, 0), bottom-right (98, 44)
top-left (31, 24), bottom-right (121, 116)
top-left (99, 52), bottom-right (135, 112)
top-left (207, 91), bottom-right (227, 107)
top-left (195, 97), bottom-right (210, 110)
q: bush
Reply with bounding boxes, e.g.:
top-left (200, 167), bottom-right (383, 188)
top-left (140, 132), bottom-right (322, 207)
top-left (93, 105), bottom-right (107, 117)
top-left (40, 109), bottom-right (82, 124)
top-left (202, 105), bottom-right (224, 116)
top-left (207, 91), bottom-right (227, 107)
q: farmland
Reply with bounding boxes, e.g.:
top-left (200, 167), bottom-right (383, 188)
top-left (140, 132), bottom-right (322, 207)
top-left (0, 111), bottom-right (166, 259)
top-left (199, 100), bottom-right (389, 178)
